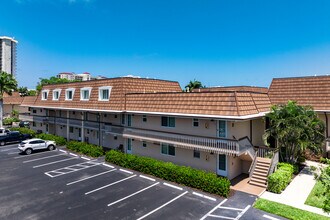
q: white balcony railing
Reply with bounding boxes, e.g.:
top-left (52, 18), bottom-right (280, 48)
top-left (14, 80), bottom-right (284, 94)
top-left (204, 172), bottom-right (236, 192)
top-left (123, 127), bottom-right (247, 156)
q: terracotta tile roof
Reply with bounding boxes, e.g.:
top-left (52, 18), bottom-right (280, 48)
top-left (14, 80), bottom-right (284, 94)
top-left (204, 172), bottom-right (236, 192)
top-left (27, 77), bottom-right (182, 112)
top-left (193, 86), bottom-right (268, 93)
top-left (125, 91), bottom-right (271, 118)
top-left (21, 96), bottom-right (38, 106)
top-left (268, 75), bottom-right (330, 111)
top-left (3, 92), bottom-right (24, 105)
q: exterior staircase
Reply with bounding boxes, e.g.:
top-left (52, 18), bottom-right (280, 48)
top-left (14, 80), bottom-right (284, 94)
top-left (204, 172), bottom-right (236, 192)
top-left (249, 157), bottom-right (271, 188)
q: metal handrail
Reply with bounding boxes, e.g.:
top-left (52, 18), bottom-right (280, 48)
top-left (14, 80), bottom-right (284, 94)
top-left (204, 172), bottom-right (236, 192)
top-left (248, 149), bottom-right (259, 178)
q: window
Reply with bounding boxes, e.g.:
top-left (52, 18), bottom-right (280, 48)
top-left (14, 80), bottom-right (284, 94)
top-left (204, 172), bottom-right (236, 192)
top-left (161, 116), bottom-right (175, 127)
top-left (52, 89), bottom-right (61, 100)
top-left (65, 88), bottom-right (75, 100)
top-left (69, 127), bottom-right (74, 133)
top-left (41, 90), bottom-right (49, 100)
top-left (80, 87), bottom-right (92, 101)
top-left (127, 138), bottom-right (132, 152)
top-left (98, 86), bottom-right (112, 101)
top-left (121, 114), bottom-right (126, 125)
top-left (142, 141), bottom-right (147, 148)
top-left (161, 143), bottom-right (175, 156)
top-left (32, 109), bottom-right (37, 114)
top-left (193, 118), bottom-right (199, 127)
top-left (193, 149), bottom-right (200, 158)
top-left (32, 122), bottom-right (36, 127)
top-left (142, 115), bottom-right (147, 122)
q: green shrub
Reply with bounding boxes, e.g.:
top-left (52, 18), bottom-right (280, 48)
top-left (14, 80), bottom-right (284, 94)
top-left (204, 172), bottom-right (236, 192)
top-left (36, 133), bottom-right (67, 146)
top-left (3, 117), bottom-right (19, 125)
top-left (66, 141), bottom-right (105, 158)
top-left (105, 150), bottom-right (231, 197)
top-left (268, 162), bottom-right (294, 193)
top-left (320, 157), bottom-right (330, 165)
top-left (10, 127), bottom-right (36, 137)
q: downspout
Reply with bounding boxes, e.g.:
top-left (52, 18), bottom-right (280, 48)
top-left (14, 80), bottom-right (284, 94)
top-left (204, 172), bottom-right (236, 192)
top-left (324, 112), bottom-right (328, 138)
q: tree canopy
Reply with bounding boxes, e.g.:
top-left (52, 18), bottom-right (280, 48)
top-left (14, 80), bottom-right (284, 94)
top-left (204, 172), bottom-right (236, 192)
top-left (0, 71), bottom-right (18, 99)
top-left (18, 86), bottom-right (37, 96)
top-left (185, 79), bottom-right (204, 92)
top-left (36, 76), bottom-right (78, 92)
top-left (263, 101), bottom-right (325, 164)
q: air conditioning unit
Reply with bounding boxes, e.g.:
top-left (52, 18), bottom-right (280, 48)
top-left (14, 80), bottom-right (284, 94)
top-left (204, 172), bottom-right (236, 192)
top-left (327, 141), bottom-right (330, 152)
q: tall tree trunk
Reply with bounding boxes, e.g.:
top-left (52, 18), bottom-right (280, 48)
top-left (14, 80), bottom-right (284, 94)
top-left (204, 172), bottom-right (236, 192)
top-left (0, 99), bottom-right (3, 128)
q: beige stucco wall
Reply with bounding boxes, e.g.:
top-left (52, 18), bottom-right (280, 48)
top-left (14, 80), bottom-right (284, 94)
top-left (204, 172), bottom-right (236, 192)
top-left (252, 118), bottom-right (265, 146)
top-left (227, 156), bottom-right (242, 180)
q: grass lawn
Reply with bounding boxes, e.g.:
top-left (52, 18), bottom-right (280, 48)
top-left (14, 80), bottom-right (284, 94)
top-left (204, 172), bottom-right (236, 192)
top-left (254, 198), bottom-right (329, 220)
top-left (305, 181), bottom-right (326, 209)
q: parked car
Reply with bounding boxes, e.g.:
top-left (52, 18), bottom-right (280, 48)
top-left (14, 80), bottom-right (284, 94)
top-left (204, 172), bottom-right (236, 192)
top-left (0, 131), bottom-right (32, 146)
top-left (0, 128), bottom-right (10, 136)
top-left (19, 121), bottom-right (30, 128)
top-left (18, 138), bottom-right (56, 155)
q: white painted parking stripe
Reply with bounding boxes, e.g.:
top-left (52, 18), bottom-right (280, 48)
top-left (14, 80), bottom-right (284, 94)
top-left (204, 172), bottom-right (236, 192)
top-left (218, 206), bottom-right (244, 211)
top-left (45, 161), bottom-right (101, 177)
top-left (0, 143), bottom-right (19, 148)
top-left (200, 199), bottom-right (228, 220)
top-left (23, 154), bottom-right (67, 163)
top-left (102, 163), bottom-right (114, 169)
top-left (33, 157), bottom-right (78, 168)
top-left (137, 191), bottom-right (188, 220)
top-left (8, 151), bottom-right (20, 155)
top-left (14, 150), bottom-right (58, 159)
top-left (81, 156), bottom-right (90, 161)
top-left (192, 192), bottom-right (217, 202)
top-left (107, 182), bottom-right (160, 207)
top-left (119, 168), bottom-right (133, 174)
top-left (85, 175), bottom-right (137, 195)
top-left (45, 172), bottom-right (55, 178)
top-left (209, 214), bottom-right (234, 219)
top-left (139, 175), bottom-right (156, 182)
top-left (69, 153), bottom-right (78, 157)
top-left (234, 205), bottom-right (250, 220)
top-left (263, 214), bottom-right (280, 220)
top-left (163, 182), bottom-right (183, 191)
top-left (59, 149), bottom-right (67, 153)
top-left (0, 147), bottom-right (19, 152)
top-left (66, 169), bottom-right (117, 185)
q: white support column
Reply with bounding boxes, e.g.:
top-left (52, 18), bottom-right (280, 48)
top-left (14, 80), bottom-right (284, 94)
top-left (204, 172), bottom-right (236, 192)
top-left (66, 111), bottom-right (70, 141)
top-left (81, 112), bottom-right (84, 142)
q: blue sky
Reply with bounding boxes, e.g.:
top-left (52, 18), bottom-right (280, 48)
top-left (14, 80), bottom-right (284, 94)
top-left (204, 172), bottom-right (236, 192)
top-left (1, 0), bottom-right (330, 89)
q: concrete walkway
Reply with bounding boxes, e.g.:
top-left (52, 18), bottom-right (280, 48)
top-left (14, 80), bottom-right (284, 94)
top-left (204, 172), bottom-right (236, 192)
top-left (261, 160), bottom-right (330, 217)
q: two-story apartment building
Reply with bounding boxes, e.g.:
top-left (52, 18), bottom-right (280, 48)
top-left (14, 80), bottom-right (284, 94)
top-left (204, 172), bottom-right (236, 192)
top-left (20, 77), bottom-right (272, 181)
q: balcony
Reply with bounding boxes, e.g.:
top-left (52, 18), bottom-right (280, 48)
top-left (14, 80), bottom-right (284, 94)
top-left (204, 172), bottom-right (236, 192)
top-left (56, 118), bottom-right (67, 125)
top-left (69, 119), bottom-right (82, 127)
top-left (123, 128), bottom-right (254, 156)
top-left (103, 124), bottom-right (124, 135)
top-left (19, 114), bottom-right (33, 121)
top-left (84, 121), bottom-right (99, 129)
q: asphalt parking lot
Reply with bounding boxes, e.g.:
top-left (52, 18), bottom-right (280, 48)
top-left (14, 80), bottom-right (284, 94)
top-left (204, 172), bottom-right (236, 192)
top-left (0, 144), bottom-right (286, 220)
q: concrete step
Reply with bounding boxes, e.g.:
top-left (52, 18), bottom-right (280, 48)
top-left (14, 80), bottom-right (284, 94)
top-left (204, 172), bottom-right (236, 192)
top-left (255, 166), bottom-right (269, 172)
top-left (252, 174), bottom-right (267, 181)
top-left (250, 177), bottom-right (267, 184)
top-left (253, 170), bottom-right (268, 177)
top-left (257, 160), bottom-right (271, 166)
top-left (249, 180), bottom-right (267, 188)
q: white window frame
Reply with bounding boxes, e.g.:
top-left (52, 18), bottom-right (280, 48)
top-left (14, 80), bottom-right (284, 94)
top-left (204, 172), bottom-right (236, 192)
top-left (80, 87), bottom-right (92, 101)
top-left (161, 143), bottom-right (176, 156)
top-left (41, 90), bottom-right (49, 100)
top-left (98, 86), bottom-right (112, 101)
top-left (52, 89), bottom-right (61, 101)
top-left (65, 88), bottom-right (75, 101)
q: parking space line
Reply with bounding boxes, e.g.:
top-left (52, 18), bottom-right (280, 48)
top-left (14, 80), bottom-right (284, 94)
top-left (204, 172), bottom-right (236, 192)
top-left (107, 182), bottom-right (160, 207)
top-left (234, 205), bottom-right (250, 220)
top-left (119, 168), bottom-right (133, 174)
top-left (66, 169), bottom-right (117, 185)
top-left (14, 150), bottom-right (58, 159)
top-left (69, 153), bottom-right (78, 157)
top-left (0, 143), bottom-right (19, 148)
top-left (81, 156), bottom-right (90, 161)
top-left (137, 191), bottom-right (188, 220)
top-left (163, 182), bottom-right (183, 191)
top-left (263, 214), bottom-right (280, 220)
top-left (85, 175), bottom-right (137, 195)
top-left (209, 214), bottom-right (234, 219)
top-left (8, 151), bottom-right (20, 155)
top-left (59, 149), bottom-right (67, 153)
top-left (102, 163), bottom-right (114, 169)
top-left (218, 206), bottom-right (244, 211)
top-left (139, 175), bottom-right (156, 182)
top-left (192, 192), bottom-right (217, 202)
top-left (45, 161), bottom-right (101, 177)
top-left (33, 157), bottom-right (78, 168)
top-left (200, 199), bottom-right (228, 220)
top-left (23, 153), bottom-right (67, 163)
top-left (0, 147), bottom-right (19, 152)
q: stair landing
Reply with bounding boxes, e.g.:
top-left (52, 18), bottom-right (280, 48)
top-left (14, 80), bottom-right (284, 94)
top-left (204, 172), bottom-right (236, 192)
top-left (230, 174), bottom-right (266, 196)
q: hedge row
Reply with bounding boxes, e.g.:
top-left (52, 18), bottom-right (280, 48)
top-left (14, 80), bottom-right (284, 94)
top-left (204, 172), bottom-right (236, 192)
top-left (268, 163), bottom-right (294, 193)
top-left (105, 150), bottom-right (231, 197)
top-left (66, 141), bottom-right (105, 158)
top-left (10, 127), bottom-right (37, 137)
top-left (35, 133), bottom-right (67, 146)
top-left (320, 157), bottom-right (330, 165)
top-left (3, 117), bottom-right (20, 125)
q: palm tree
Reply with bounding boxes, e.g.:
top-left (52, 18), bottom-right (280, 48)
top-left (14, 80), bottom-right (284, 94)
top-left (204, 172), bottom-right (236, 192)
top-left (263, 101), bottom-right (325, 164)
top-left (185, 79), bottom-right (203, 92)
top-left (0, 72), bottom-right (18, 128)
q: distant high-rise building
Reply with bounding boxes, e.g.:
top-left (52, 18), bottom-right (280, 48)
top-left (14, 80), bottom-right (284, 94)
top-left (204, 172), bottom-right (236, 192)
top-left (0, 36), bottom-right (18, 76)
